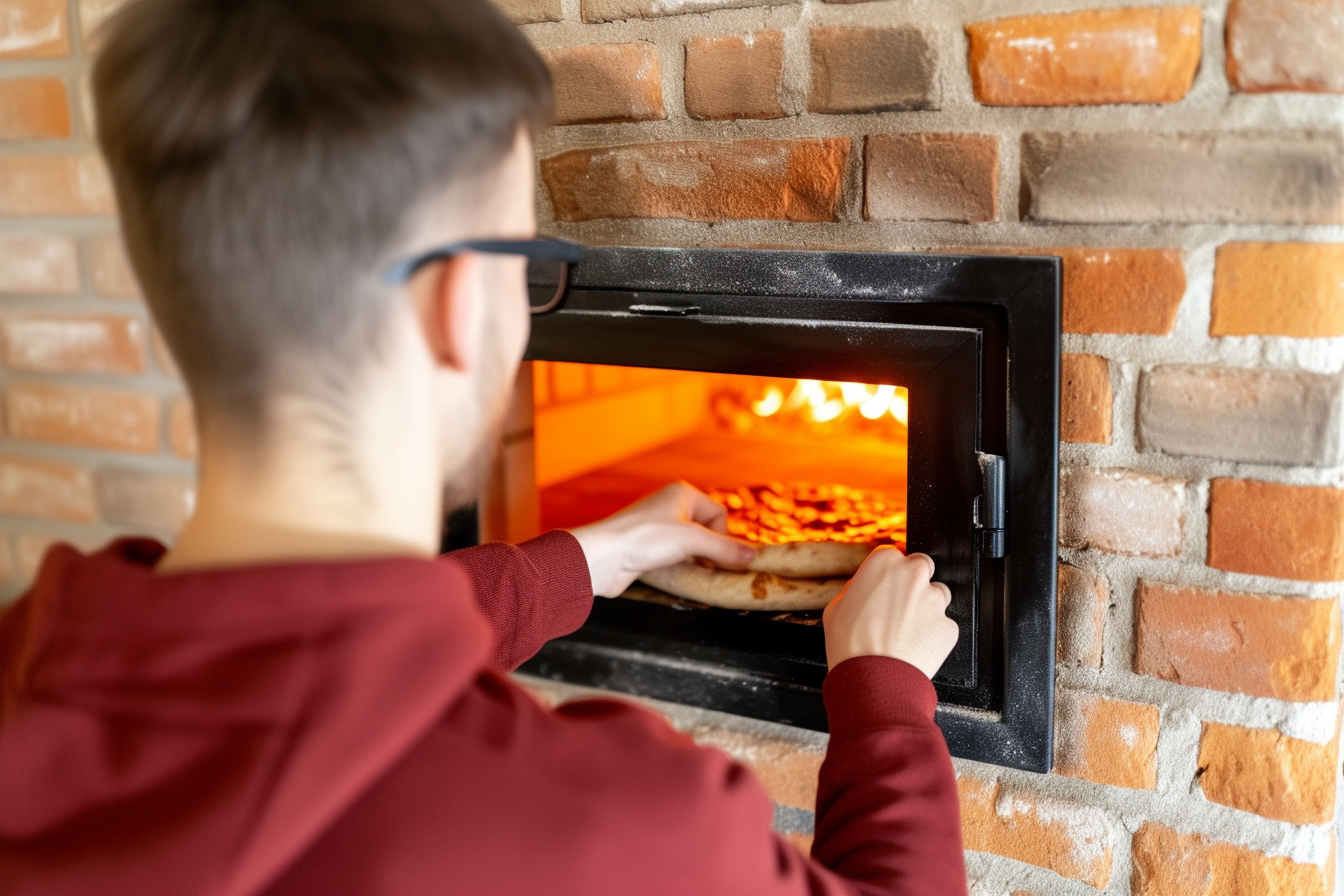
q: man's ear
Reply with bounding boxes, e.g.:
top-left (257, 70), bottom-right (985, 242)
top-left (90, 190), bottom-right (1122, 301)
top-left (414, 254), bottom-right (479, 372)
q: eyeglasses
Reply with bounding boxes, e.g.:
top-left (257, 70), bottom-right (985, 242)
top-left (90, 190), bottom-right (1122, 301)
top-left (383, 237), bottom-right (584, 315)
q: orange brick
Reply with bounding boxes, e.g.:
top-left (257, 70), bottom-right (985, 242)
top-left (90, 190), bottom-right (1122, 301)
top-left (1208, 479), bottom-right (1344, 582)
top-left (151, 328), bottom-right (179, 378)
top-left (1211, 243), bottom-right (1344, 338)
top-left (89, 233), bottom-right (141, 299)
top-left (1057, 563), bottom-right (1107, 669)
top-left (959, 777), bottom-right (1115, 888)
top-left (1135, 581), bottom-right (1340, 702)
top-left (169, 397), bottom-right (198, 459)
top-left (685, 32), bottom-right (785, 121)
top-left (967, 7), bottom-right (1202, 106)
top-left (0, 77), bottom-right (70, 140)
top-left (1199, 722), bottom-right (1337, 824)
top-left (1131, 822), bottom-right (1329, 896)
top-left (0, 0), bottom-right (70, 59)
top-left (864, 134), bottom-right (999, 223)
top-left (543, 43), bottom-right (665, 126)
top-left (542, 139), bottom-right (850, 224)
top-left (809, 26), bottom-right (936, 114)
top-left (1061, 353), bottom-right (1112, 444)
top-left (0, 314), bottom-right (146, 375)
top-left (1058, 248), bottom-right (1186, 334)
top-left (686, 724), bottom-right (824, 810)
top-left (0, 154), bottom-right (115, 216)
top-left (1054, 692), bottom-right (1159, 789)
top-left (1227, 0), bottom-right (1344, 94)
top-left (0, 456), bottom-right (96, 522)
top-left (7, 383), bottom-right (160, 454)
top-left (0, 234), bottom-right (79, 295)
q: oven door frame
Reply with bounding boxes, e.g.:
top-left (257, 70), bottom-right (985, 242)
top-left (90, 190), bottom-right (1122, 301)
top-left (510, 247), bottom-right (1059, 773)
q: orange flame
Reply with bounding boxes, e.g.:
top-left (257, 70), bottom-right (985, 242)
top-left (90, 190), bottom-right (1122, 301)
top-left (753, 379), bottom-right (908, 426)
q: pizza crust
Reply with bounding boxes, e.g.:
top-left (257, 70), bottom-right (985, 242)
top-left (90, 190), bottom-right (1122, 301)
top-left (639, 563), bottom-right (846, 612)
top-left (746, 541), bottom-right (876, 578)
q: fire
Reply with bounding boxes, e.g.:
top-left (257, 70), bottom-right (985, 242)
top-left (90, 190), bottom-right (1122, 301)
top-left (752, 379), bottom-right (909, 426)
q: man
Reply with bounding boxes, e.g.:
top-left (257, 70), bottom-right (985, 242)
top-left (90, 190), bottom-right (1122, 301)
top-left (0, 1), bottom-right (965, 894)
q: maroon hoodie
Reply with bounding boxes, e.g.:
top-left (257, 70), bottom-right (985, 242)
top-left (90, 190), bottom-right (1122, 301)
top-left (0, 532), bottom-right (966, 896)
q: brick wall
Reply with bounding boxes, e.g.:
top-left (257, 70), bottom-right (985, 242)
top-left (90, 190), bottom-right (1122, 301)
top-left (1, 1), bottom-right (1342, 894)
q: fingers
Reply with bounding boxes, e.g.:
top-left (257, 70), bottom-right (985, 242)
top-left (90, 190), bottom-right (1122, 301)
top-left (931, 580), bottom-right (952, 608)
top-left (676, 524), bottom-right (756, 570)
top-left (905, 552), bottom-right (937, 581)
top-left (671, 481), bottom-right (730, 534)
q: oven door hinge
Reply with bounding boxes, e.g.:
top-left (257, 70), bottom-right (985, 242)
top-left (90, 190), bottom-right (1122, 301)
top-left (975, 453), bottom-right (1006, 558)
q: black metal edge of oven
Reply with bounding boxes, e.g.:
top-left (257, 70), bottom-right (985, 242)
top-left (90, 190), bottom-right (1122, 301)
top-left (512, 247), bottom-right (1060, 773)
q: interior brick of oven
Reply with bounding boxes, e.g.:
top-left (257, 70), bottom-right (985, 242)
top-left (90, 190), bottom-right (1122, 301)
top-left (0, 1), bottom-right (1341, 894)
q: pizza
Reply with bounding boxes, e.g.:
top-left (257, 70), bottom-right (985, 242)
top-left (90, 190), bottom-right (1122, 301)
top-left (636, 482), bottom-right (906, 611)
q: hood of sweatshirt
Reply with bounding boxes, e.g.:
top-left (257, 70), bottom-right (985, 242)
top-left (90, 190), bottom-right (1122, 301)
top-left (0, 539), bottom-right (491, 896)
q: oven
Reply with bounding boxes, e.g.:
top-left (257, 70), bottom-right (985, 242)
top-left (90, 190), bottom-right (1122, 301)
top-left (470, 247), bottom-right (1059, 773)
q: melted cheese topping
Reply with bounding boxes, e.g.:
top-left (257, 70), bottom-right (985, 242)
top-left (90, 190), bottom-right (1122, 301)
top-left (708, 482), bottom-right (907, 546)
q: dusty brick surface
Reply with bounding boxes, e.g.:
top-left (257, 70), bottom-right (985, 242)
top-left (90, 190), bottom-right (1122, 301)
top-left (1021, 131), bottom-right (1344, 225)
top-left (1198, 722), bottom-right (1337, 824)
top-left (1227, 0), bottom-right (1344, 94)
top-left (1140, 365), bottom-right (1344, 467)
top-left (1060, 468), bottom-right (1186, 558)
top-left (1057, 248), bottom-right (1185, 335)
top-left (1054, 691), bottom-right (1159, 790)
top-left (169, 398), bottom-right (198, 459)
top-left (0, 154), bottom-right (115, 216)
top-left (809, 26), bottom-right (936, 114)
top-left (1131, 822), bottom-right (1330, 896)
top-left (581, 0), bottom-right (795, 23)
top-left (0, 77), bottom-right (70, 140)
top-left (0, 314), bottom-right (146, 375)
top-left (0, 234), bottom-right (78, 295)
top-left (1208, 479), bottom-right (1344, 583)
top-left (96, 469), bottom-right (195, 535)
top-left (1057, 563), bottom-right (1107, 669)
top-left (1135, 581), bottom-right (1340, 702)
top-left (1210, 242), bottom-right (1344, 338)
top-left (494, 0), bottom-right (562, 24)
top-left (684, 723), bottom-right (824, 810)
top-left (684, 31), bottom-right (785, 121)
top-left (7, 383), bottom-right (160, 454)
top-left (864, 134), bottom-right (998, 223)
top-left (542, 138), bottom-right (850, 223)
top-left (959, 777), bottom-right (1115, 888)
top-left (0, 0), bottom-right (69, 59)
top-left (1060, 353), bottom-right (1112, 444)
top-left (89, 233), bottom-right (141, 300)
top-left (543, 43), bottom-right (665, 126)
top-left (0, 456), bottom-right (96, 523)
top-left (967, 6), bottom-right (1201, 106)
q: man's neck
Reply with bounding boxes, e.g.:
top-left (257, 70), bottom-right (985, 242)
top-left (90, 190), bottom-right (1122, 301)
top-left (159, 391), bottom-right (445, 574)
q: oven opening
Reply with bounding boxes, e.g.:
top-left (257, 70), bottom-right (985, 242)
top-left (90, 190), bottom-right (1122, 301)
top-left (535, 363), bottom-right (909, 620)
top-left (475, 246), bottom-right (1058, 772)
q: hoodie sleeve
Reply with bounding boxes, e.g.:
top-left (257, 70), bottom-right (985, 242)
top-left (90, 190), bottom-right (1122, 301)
top-left (445, 531), bottom-right (594, 670)
top-left (812, 656), bottom-right (968, 896)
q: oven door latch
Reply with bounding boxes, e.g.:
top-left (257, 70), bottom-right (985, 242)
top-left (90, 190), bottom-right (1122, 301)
top-left (975, 453), bottom-right (1007, 558)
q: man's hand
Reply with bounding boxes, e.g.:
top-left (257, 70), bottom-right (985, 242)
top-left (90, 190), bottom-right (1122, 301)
top-left (822, 548), bottom-right (959, 678)
top-left (569, 482), bottom-right (757, 598)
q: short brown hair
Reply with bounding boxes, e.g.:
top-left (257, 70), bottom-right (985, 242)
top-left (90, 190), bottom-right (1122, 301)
top-left (94, 0), bottom-right (552, 433)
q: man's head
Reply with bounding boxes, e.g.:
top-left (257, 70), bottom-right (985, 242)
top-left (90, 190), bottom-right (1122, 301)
top-left (93, 0), bottom-right (550, 505)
